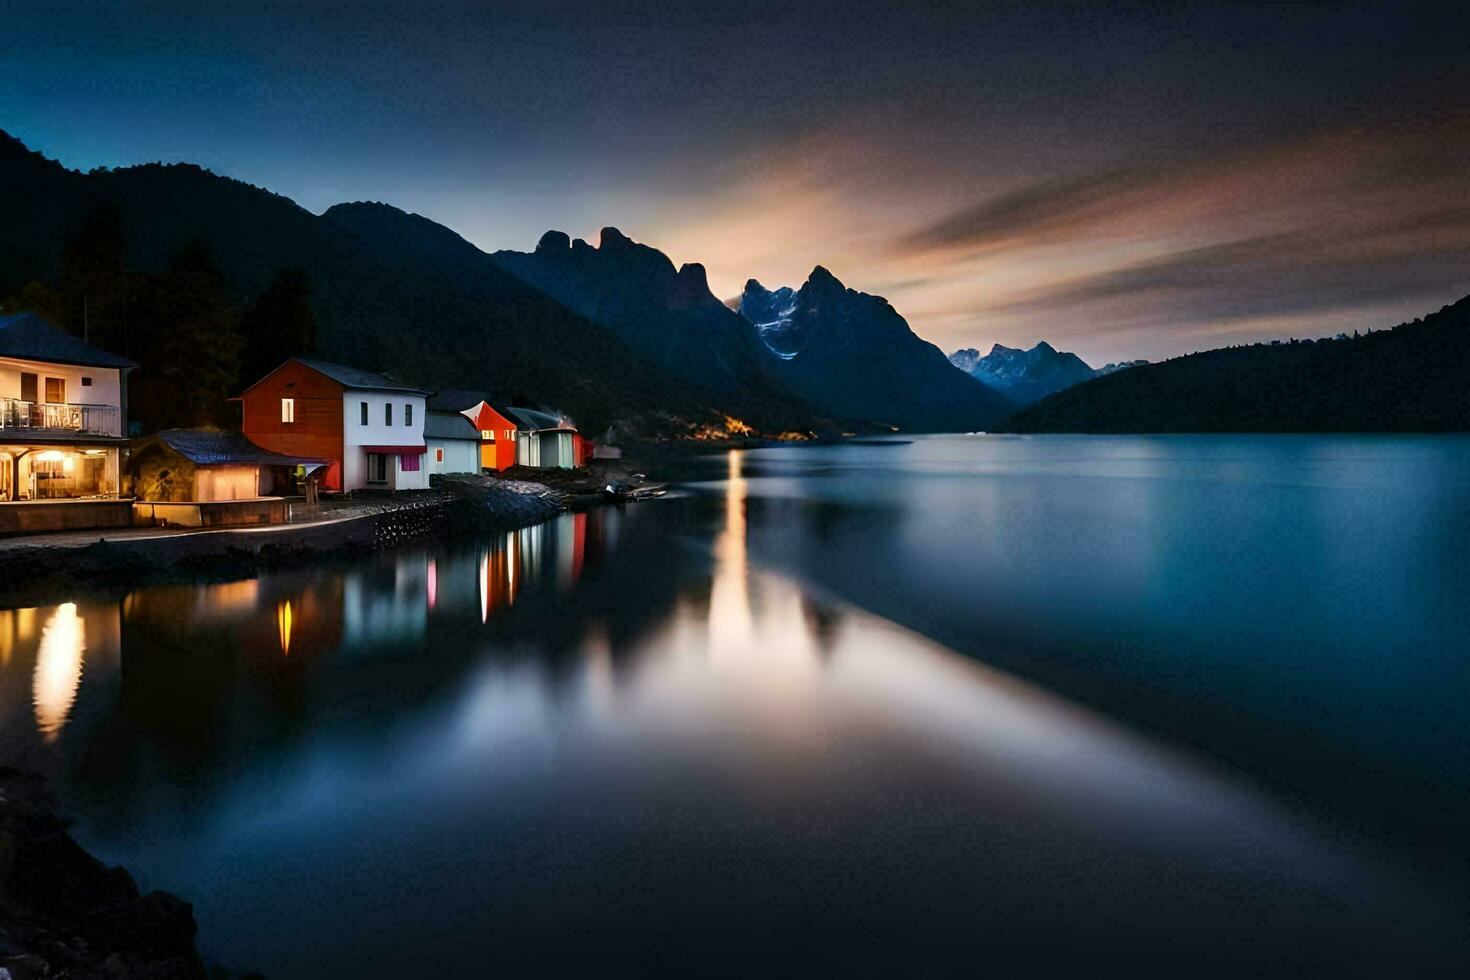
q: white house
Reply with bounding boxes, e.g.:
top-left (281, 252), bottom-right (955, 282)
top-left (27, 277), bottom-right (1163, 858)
top-left (238, 357), bottom-right (430, 493)
top-left (424, 410), bottom-right (480, 476)
top-left (0, 313), bottom-right (137, 529)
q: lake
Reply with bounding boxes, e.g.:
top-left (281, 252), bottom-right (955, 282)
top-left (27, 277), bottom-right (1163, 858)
top-left (3, 435), bottom-right (1468, 976)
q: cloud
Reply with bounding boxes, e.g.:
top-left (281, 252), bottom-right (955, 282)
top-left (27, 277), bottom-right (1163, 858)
top-left (636, 105), bottom-right (1470, 364)
top-left (898, 165), bottom-right (1168, 254)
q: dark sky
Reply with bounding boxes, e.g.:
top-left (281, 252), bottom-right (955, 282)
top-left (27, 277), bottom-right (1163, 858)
top-left (4, 1), bottom-right (1467, 362)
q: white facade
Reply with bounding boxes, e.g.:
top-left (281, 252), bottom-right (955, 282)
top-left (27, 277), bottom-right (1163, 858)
top-left (0, 355), bottom-right (127, 502)
top-left (0, 357), bottom-right (124, 437)
top-left (340, 390), bottom-right (429, 491)
top-left (426, 437), bottom-right (478, 476)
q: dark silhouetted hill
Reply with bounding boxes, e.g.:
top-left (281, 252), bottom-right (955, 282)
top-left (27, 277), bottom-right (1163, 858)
top-left (1006, 296), bottom-right (1470, 432)
top-left (0, 131), bottom-right (772, 434)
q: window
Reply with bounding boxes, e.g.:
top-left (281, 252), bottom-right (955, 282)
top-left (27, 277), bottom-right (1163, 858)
top-left (360, 401), bottom-right (368, 425)
top-left (81, 377), bottom-right (93, 387)
top-left (435, 448), bottom-right (444, 463)
top-left (400, 452), bottom-right (420, 472)
top-left (45, 378), bottom-right (65, 404)
top-left (480, 429), bottom-right (494, 442)
top-left (19, 373), bottom-right (36, 403)
top-left (405, 403), bottom-right (413, 426)
top-left (385, 402), bottom-right (393, 426)
top-left (281, 397), bottom-right (296, 423)
top-left (366, 453), bottom-right (389, 484)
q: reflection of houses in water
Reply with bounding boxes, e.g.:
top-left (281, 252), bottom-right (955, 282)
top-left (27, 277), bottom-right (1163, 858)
top-left (343, 559), bottom-right (428, 647)
top-left (0, 601), bottom-right (122, 752)
top-left (479, 540), bottom-right (516, 623)
top-left (420, 510), bottom-right (618, 626)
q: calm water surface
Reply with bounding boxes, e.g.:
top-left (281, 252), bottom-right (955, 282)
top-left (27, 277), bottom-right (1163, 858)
top-left (2, 435), bottom-right (1468, 977)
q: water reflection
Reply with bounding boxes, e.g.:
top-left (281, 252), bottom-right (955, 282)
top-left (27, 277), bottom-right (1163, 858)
top-left (708, 450), bottom-right (751, 653)
top-left (0, 439), bottom-right (1467, 978)
top-left (33, 602), bottom-right (85, 739)
top-left (276, 601), bottom-right (293, 656)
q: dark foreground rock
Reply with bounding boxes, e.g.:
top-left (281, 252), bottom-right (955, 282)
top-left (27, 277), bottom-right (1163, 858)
top-left (0, 769), bottom-right (205, 980)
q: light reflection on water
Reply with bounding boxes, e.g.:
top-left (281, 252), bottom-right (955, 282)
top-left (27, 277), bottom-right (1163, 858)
top-left (0, 438), bottom-right (1467, 977)
top-left (33, 603), bottom-right (86, 740)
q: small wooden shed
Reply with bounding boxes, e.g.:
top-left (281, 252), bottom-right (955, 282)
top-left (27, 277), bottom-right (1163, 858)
top-left (128, 429), bottom-right (325, 526)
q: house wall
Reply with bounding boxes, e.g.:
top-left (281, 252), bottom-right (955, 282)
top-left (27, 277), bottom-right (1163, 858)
top-left (427, 438), bottom-right (478, 476)
top-left (0, 358), bottom-right (123, 435)
top-left (193, 465), bottom-right (261, 502)
top-left (341, 391), bottom-right (428, 491)
top-left (0, 499), bottom-right (133, 536)
top-left (240, 361), bottom-right (345, 489)
top-left (462, 403), bottom-right (518, 471)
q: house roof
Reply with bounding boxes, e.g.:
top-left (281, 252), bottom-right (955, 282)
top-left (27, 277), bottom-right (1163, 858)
top-left (424, 410), bottom-right (479, 440)
top-left (0, 312), bottom-right (139, 369)
top-left (142, 429), bottom-right (326, 467)
top-left (505, 406), bottom-right (576, 432)
top-left (292, 357), bottom-right (431, 395)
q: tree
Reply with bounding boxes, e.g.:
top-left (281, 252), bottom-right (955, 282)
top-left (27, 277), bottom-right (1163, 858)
top-left (58, 206), bottom-right (129, 349)
top-left (128, 241), bottom-right (243, 429)
top-left (0, 280), bottom-right (67, 323)
top-left (238, 267), bottom-right (315, 384)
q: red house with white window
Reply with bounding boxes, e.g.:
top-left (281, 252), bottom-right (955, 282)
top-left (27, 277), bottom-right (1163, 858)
top-left (238, 358), bottom-right (430, 492)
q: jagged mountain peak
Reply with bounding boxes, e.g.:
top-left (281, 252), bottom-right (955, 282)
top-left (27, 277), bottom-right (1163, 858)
top-left (676, 262), bottom-right (709, 292)
top-left (599, 226), bottom-right (633, 250)
top-left (949, 339), bottom-right (1100, 407)
top-left (807, 264), bottom-right (842, 288)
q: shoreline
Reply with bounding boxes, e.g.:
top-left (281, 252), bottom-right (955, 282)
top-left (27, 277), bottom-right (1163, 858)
top-left (0, 476), bottom-right (567, 610)
top-left (0, 474), bottom-right (581, 978)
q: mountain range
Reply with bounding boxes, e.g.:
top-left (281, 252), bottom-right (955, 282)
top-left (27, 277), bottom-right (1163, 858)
top-left (733, 268), bottom-right (1012, 431)
top-left (949, 342), bottom-right (1148, 406)
top-left (0, 129), bottom-right (1009, 437)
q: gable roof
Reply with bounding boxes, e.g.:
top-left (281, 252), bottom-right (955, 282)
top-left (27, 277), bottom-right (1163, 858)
top-left (424, 410), bottom-right (479, 440)
top-left (0, 312), bottom-right (139, 369)
top-left (292, 357), bottom-right (431, 395)
top-left (141, 428), bottom-right (326, 466)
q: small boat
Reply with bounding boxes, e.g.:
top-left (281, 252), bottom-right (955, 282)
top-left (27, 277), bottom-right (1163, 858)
top-left (603, 480), bottom-right (667, 504)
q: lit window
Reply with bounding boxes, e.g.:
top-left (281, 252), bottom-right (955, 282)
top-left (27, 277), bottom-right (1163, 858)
top-left (435, 448), bottom-right (444, 463)
top-left (281, 398), bottom-right (295, 423)
top-left (405, 404), bottom-right (413, 426)
top-left (481, 430), bottom-right (493, 441)
top-left (385, 403), bottom-right (393, 426)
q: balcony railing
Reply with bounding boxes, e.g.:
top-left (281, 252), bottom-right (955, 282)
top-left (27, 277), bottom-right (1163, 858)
top-left (0, 398), bottom-right (121, 437)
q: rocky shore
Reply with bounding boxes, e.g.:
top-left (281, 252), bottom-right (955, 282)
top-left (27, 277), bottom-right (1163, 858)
top-left (0, 477), bottom-right (566, 610)
top-left (0, 769), bottom-right (211, 980)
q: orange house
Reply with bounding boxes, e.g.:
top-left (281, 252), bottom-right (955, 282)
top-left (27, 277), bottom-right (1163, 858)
top-left (427, 391), bottom-right (518, 471)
